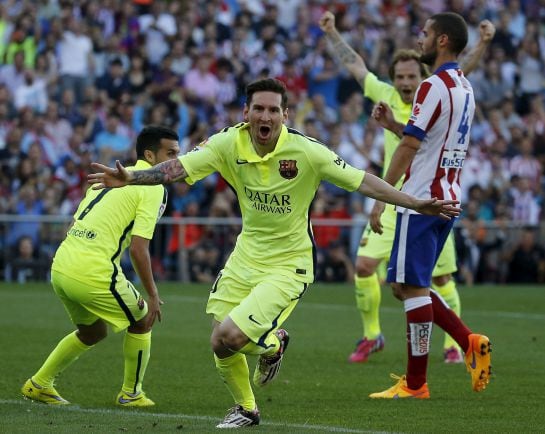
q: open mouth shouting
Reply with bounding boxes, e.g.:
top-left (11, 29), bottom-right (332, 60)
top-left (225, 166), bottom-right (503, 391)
top-left (257, 125), bottom-right (272, 142)
top-left (400, 88), bottom-right (413, 102)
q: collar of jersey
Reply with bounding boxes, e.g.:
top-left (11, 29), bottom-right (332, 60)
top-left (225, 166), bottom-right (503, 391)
top-left (236, 123), bottom-right (288, 163)
top-left (434, 62), bottom-right (459, 74)
top-left (134, 159), bottom-right (153, 169)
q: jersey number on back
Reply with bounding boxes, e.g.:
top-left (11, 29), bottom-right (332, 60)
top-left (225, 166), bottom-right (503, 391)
top-left (77, 189), bottom-right (111, 220)
top-left (457, 93), bottom-right (470, 145)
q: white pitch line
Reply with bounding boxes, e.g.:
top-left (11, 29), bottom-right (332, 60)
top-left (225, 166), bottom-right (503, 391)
top-left (165, 294), bottom-right (545, 321)
top-left (0, 399), bottom-right (383, 433)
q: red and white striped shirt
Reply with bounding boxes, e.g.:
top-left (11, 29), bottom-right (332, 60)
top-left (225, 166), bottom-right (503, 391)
top-left (399, 62), bottom-right (475, 213)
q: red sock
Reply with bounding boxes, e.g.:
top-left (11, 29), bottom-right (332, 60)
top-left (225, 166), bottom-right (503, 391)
top-left (430, 290), bottom-right (471, 352)
top-left (405, 297), bottom-right (433, 390)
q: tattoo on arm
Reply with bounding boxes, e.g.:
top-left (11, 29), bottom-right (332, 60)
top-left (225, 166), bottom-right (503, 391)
top-left (333, 41), bottom-right (357, 65)
top-left (130, 159), bottom-right (188, 185)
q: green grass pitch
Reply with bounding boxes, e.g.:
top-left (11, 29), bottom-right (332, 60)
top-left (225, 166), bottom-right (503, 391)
top-left (1, 282), bottom-right (543, 433)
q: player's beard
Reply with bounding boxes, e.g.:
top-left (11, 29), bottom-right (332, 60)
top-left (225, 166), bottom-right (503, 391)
top-left (420, 46), bottom-right (438, 66)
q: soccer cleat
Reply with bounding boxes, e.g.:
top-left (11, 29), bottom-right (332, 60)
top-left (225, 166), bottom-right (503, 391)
top-left (465, 333), bottom-right (492, 392)
top-left (444, 346), bottom-right (464, 364)
top-left (369, 374), bottom-right (430, 399)
top-left (21, 378), bottom-right (70, 405)
top-left (348, 334), bottom-right (385, 363)
top-left (216, 405), bottom-right (260, 428)
top-left (116, 390), bottom-right (155, 407)
top-left (253, 329), bottom-right (289, 387)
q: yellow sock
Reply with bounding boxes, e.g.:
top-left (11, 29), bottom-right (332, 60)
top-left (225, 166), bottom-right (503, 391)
top-left (122, 331), bottom-right (151, 394)
top-left (432, 279), bottom-right (461, 350)
top-left (354, 274), bottom-right (382, 339)
top-left (239, 333), bottom-right (280, 357)
top-left (214, 353), bottom-right (255, 411)
top-left (33, 331), bottom-right (92, 388)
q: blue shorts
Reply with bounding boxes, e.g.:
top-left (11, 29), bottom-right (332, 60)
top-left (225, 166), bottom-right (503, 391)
top-left (387, 212), bottom-right (455, 287)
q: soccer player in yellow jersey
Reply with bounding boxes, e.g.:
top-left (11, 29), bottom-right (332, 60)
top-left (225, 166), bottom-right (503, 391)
top-left (88, 79), bottom-right (460, 427)
top-left (21, 126), bottom-right (180, 407)
top-left (319, 11), bottom-right (495, 364)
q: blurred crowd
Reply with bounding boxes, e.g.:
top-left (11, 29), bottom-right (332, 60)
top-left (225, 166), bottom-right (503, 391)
top-left (1, 0), bottom-right (544, 284)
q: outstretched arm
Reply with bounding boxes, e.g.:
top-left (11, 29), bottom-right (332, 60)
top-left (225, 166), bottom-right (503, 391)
top-left (88, 158), bottom-right (189, 189)
top-left (319, 11), bottom-right (369, 84)
top-left (364, 134), bottom-right (425, 234)
top-left (460, 20), bottom-right (496, 76)
top-left (358, 172), bottom-right (460, 222)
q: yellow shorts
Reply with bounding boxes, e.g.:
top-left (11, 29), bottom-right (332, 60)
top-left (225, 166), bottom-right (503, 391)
top-left (357, 206), bottom-right (457, 276)
top-left (206, 254), bottom-right (308, 346)
top-left (51, 270), bottom-right (148, 333)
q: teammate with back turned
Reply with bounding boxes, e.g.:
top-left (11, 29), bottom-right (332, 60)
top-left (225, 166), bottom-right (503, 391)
top-left (21, 126), bottom-right (179, 407)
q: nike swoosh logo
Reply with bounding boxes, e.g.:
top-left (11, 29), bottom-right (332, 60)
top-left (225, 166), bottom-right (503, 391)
top-left (248, 315), bottom-right (261, 325)
top-left (118, 396), bottom-right (141, 404)
top-left (470, 351), bottom-right (477, 369)
top-left (236, 159), bottom-right (249, 165)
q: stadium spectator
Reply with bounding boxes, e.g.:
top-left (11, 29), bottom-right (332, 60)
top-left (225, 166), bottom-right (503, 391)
top-left (94, 111), bottom-right (132, 165)
top-left (95, 57), bottom-right (131, 102)
top-left (0, 49), bottom-right (26, 95)
top-left (317, 240), bottom-right (355, 283)
top-left (4, 235), bottom-right (49, 283)
top-left (505, 226), bottom-right (545, 283)
top-left (56, 16), bottom-right (93, 105)
top-left (13, 68), bottom-right (47, 113)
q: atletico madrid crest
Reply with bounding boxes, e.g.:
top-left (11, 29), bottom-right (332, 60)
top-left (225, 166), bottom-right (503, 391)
top-left (279, 160), bottom-right (298, 179)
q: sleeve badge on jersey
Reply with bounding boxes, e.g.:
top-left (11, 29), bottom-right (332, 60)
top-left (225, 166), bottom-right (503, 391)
top-left (279, 160), bottom-right (298, 179)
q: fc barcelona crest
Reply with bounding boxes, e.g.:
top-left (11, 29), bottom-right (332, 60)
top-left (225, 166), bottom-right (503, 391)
top-left (279, 160), bottom-right (298, 179)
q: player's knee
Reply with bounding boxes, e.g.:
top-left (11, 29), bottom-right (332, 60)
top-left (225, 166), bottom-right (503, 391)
top-left (77, 322), bottom-right (107, 345)
top-left (128, 319), bottom-right (151, 334)
top-left (215, 325), bottom-right (248, 352)
top-left (355, 257), bottom-right (377, 278)
top-left (390, 283), bottom-right (405, 301)
top-left (432, 274), bottom-right (451, 287)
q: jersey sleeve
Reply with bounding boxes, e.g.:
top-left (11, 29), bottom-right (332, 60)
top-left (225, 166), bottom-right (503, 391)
top-left (307, 141), bottom-right (365, 192)
top-left (403, 80), bottom-right (442, 141)
top-left (131, 186), bottom-right (165, 239)
top-left (179, 136), bottom-right (224, 185)
top-left (364, 72), bottom-right (395, 104)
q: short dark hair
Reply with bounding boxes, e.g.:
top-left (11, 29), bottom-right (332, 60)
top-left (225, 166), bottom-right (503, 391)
top-left (245, 78), bottom-right (288, 109)
top-left (429, 12), bottom-right (468, 56)
top-left (389, 49), bottom-right (429, 81)
top-left (135, 125), bottom-right (178, 159)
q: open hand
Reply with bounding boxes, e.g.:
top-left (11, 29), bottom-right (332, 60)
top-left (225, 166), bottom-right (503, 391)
top-left (145, 295), bottom-right (164, 329)
top-left (370, 201), bottom-right (386, 234)
top-left (414, 198), bottom-right (461, 219)
top-left (88, 160), bottom-right (132, 190)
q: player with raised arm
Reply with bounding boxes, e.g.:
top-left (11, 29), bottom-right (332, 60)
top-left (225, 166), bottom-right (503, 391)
top-left (88, 79), bottom-right (460, 426)
top-left (22, 126), bottom-right (179, 407)
top-left (319, 10), bottom-right (495, 364)
top-left (367, 12), bottom-right (492, 398)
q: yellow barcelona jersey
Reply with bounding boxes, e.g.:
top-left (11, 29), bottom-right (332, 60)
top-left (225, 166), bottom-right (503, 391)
top-left (180, 123), bottom-right (365, 282)
top-left (52, 160), bottom-right (167, 287)
top-left (363, 72), bottom-right (413, 189)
